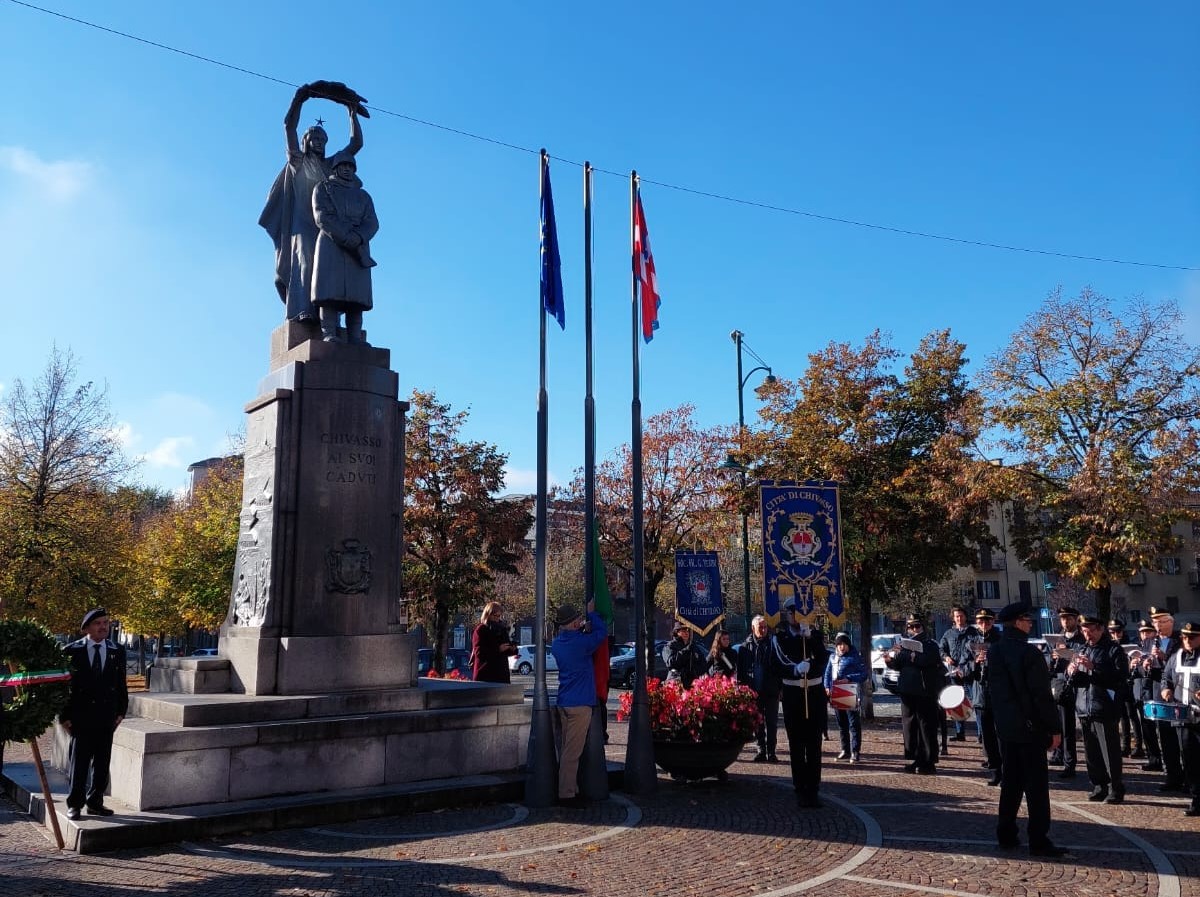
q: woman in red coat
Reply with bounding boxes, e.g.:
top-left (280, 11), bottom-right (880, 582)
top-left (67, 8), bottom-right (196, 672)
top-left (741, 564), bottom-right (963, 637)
top-left (472, 602), bottom-right (518, 683)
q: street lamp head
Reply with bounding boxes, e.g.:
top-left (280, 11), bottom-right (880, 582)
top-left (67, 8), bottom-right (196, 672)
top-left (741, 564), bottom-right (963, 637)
top-left (719, 453), bottom-right (746, 472)
top-left (764, 371), bottom-right (776, 385)
top-left (730, 330), bottom-right (743, 343)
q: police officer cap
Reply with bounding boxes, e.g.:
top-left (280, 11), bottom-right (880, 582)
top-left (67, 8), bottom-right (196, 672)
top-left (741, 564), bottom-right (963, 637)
top-left (1179, 621), bottom-right (1200, 637)
top-left (1137, 620), bottom-right (1154, 632)
top-left (80, 608), bottom-right (108, 629)
top-left (904, 614), bottom-right (925, 627)
top-left (995, 602), bottom-right (1032, 624)
top-left (975, 608), bottom-right (995, 621)
top-left (1079, 614), bottom-right (1104, 627)
top-left (1057, 606), bottom-right (1080, 618)
top-left (554, 605), bottom-right (581, 627)
top-left (1149, 606), bottom-right (1173, 620)
top-left (1106, 619), bottom-right (1123, 630)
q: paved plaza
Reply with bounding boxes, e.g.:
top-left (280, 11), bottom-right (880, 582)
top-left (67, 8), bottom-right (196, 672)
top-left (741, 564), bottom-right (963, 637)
top-left (2, 702), bottom-right (1198, 897)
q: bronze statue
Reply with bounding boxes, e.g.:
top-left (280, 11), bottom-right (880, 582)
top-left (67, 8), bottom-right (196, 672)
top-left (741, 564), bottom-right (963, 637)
top-left (312, 152), bottom-right (379, 344)
top-left (259, 81), bottom-right (368, 322)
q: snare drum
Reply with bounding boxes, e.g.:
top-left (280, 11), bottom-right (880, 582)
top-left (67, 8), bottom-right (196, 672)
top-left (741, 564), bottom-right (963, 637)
top-left (830, 682), bottom-right (859, 710)
top-left (938, 684), bottom-right (974, 722)
top-left (1143, 701), bottom-right (1194, 726)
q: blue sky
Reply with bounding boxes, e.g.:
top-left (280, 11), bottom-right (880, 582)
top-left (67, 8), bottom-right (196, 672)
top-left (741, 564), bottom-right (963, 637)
top-left (2, 1), bottom-right (1197, 494)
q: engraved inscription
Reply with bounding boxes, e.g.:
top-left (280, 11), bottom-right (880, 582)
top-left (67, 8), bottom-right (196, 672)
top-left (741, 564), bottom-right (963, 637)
top-left (321, 431), bottom-right (381, 484)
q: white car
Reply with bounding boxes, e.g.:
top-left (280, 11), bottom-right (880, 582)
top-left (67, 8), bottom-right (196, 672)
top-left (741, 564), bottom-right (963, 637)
top-left (509, 645), bottom-right (558, 676)
top-left (870, 634), bottom-right (901, 686)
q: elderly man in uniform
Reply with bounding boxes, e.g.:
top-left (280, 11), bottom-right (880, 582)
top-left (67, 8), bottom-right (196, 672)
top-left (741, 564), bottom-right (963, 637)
top-left (60, 608), bottom-right (128, 820)
top-left (988, 602), bottom-right (1067, 858)
top-left (964, 608), bottom-right (1003, 784)
top-left (1049, 607), bottom-right (1085, 778)
top-left (1068, 615), bottom-right (1129, 804)
top-left (1161, 620), bottom-right (1200, 817)
top-left (1144, 607), bottom-right (1186, 791)
top-left (737, 615), bottom-right (781, 762)
top-left (770, 596), bottom-right (829, 808)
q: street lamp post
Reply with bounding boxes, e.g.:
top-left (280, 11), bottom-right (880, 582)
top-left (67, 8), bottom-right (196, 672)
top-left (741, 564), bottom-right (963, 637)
top-left (725, 330), bottom-right (774, 633)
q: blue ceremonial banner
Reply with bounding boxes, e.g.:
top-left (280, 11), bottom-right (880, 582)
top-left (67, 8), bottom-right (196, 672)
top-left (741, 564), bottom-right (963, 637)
top-left (759, 480), bottom-right (845, 628)
top-left (539, 153), bottom-right (565, 330)
top-left (674, 550), bottom-right (724, 636)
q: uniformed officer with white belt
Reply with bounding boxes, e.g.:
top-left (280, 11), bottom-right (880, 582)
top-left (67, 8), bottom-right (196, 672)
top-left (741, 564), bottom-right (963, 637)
top-left (770, 596), bottom-right (830, 808)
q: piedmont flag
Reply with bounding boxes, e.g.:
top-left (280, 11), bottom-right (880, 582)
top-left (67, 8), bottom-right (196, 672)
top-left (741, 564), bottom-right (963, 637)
top-left (633, 190), bottom-right (660, 342)
top-left (540, 154), bottom-right (565, 329)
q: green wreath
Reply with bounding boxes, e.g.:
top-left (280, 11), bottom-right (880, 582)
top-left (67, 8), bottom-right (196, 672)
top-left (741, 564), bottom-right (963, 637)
top-left (0, 619), bottom-right (71, 745)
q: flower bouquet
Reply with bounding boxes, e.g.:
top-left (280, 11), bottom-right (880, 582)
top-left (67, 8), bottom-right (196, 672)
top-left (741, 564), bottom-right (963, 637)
top-left (617, 674), bottom-right (762, 744)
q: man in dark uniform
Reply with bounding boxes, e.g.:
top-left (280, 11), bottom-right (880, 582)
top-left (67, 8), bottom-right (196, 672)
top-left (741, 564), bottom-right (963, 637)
top-left (885, 614), bottom-right (942, 774)
top-left (60, 608), bottom-right (128, 819)
top-left (1108, 619), bottom-right (1141, 757)
top-left (1048, 607), bottom-right (1085, 778)
top-left (1161, 620), bottom-right (1200, 817)
top-left (770, 597), bottom-right (829, 808)
top-left (1132, 620), bottom-right (1162, 766)
top-left (964, 608), bottom-right (1002, 784)
top-left (1068, 615), bottom-right (1129, 804)
top-left (988, 602), bottom-right (1066, 858)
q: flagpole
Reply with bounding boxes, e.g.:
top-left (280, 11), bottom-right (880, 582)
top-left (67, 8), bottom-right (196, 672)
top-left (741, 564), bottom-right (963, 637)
top-left (623, 171), bottom-right (656, 794)
top-left (525, 148), bottom-right (557, 808)
top-left (579, 161), bottom-right (609, 800)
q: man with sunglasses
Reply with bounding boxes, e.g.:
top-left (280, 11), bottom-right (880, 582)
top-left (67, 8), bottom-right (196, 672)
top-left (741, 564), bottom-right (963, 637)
top-left (884, 614), bottom-right (941, 775)
top-left (987, 602), bottom-right (1066, 857)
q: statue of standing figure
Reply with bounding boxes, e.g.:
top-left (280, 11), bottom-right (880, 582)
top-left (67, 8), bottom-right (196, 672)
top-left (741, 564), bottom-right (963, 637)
top-left (312, 152), bottom-right (379, 343)
top-left (259, 81), bottom-right (369, 324)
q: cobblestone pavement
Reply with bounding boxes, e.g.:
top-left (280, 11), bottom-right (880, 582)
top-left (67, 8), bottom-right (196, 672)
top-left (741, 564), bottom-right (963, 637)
top-left (2, 710), bottom-right (1198, 897)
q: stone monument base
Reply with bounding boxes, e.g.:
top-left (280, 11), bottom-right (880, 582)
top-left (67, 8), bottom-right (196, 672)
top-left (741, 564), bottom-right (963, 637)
top-left (51, 678), bottom-right (529, 811)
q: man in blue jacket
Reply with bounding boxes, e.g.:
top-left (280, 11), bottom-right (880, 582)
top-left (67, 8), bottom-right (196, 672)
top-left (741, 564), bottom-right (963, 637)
top-left (550, 603), bottom-right (607, 808)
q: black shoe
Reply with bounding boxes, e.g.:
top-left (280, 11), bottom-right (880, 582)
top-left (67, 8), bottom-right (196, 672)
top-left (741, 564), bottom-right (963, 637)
top-left (795, 792), bottom-right (822, 809)
top-left (1130, 748), bottom-right (1145, 759)
top-left (954, 733), bottom-right (966, 742)
top-left (940, 747), bottom-right (950, 757)
top-left (903, 762), bottom-right (919, 773)
top-left (1029, 843), bottom-right (1069, 858)
top-left (986, 774), bottom-right (1002, 786)
top-left (86, 804), bottom-right (115, 817)
top-left (1056, 767), bottom-right (1076, 779)
top-left (1141, 759), bottom-right (1163, 772)
top-left (766, 753), bottom-right (779, 763)
top-left (1184, 805), bottom-right (1200, 817)
top-left (997, 839), bottom-right (1020, 850)
top-left (65, 807), bottom-right (81, 820)
top-left (981, 761), bottom-right (995, 769)
top-left (1105, 790), bottom-right (1124, 805)
top-left (1087, 787), bottom-right (1108, 802)
top-left (752, 751), bottom-right (768, 762)
top-left (1158, 780), bottom-right (1185, 793)
top-left (916, 765), bottom-right (936, 775)
top-left (556, 795), bottom-right (589, 809)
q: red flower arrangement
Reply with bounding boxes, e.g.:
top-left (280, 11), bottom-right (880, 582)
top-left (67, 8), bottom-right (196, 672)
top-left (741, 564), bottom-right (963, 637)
top-left (617, 674), bottom-right (762, 744)
top-left (422, 668), bottom-right (466, 680)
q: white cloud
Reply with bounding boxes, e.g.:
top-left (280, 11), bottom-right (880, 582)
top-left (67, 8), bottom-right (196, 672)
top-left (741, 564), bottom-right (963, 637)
top-left (0, 146), bottom-right (93, 202)
top-left (502, 466), bottom-right (561, 494)
top-left (140, 436), bottom-right (195, 469)
top-left (109, 422), bottom-right (135, 448)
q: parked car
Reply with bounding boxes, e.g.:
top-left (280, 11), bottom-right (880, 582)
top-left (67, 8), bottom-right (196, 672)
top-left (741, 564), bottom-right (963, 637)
top-left (609, 640), bottom-right (668, 689)
top-left (417, 647), bottom-right (474, 679)
top-left (509, 645), bottom-right (557, 676)
top-left (870, 634), bottom-right (900, 686)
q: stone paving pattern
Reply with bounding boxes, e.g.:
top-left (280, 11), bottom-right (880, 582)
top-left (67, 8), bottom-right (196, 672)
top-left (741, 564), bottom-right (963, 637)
top-left (3, 708), bottom-right (1198, 897)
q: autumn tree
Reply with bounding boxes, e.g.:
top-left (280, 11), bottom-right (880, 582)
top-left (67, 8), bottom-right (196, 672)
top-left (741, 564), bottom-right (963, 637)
top-left (126, 457), bottom-right (242, 641)
top-left (747, 330), bottom-right (992, 654)
top-left (491, 501), bottom-right (587, 631)
top-left (982, 288), bottom-right (1200, 620)
top-left (0, 349), bottom-right (138, 629)
top-left (569, 405), bottom-right (732, 666)
top-left (403, 390), bottom-right (533, 671)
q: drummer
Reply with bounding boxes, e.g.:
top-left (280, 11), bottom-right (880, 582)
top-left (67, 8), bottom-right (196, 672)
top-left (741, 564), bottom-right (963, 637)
top-left (823, 632), bottom-right (870, 763)
top-left (1160, 620), bottom-right (1200, 817)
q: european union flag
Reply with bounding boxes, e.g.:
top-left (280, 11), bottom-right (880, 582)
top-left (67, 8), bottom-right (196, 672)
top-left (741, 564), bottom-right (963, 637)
top-left (540, 153), bottom-right (565, 330)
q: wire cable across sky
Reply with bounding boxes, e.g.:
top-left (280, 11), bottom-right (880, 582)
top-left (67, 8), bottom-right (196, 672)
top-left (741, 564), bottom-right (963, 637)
top-left (7, 0), bottom-right (1197, 272)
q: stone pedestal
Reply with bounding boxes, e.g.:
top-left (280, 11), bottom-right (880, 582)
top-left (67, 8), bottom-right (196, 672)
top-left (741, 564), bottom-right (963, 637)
top-left (220, 321), bottom-right (413, 695)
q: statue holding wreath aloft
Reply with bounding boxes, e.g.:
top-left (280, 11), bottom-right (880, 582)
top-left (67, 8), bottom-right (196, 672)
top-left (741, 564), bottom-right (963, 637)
top-left (259, 80), bottom-right (370, 323)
